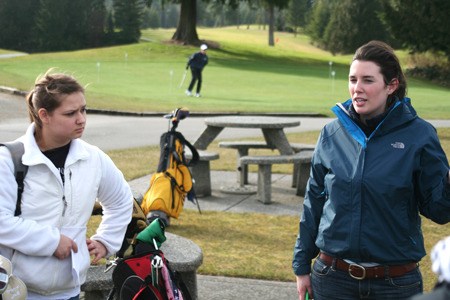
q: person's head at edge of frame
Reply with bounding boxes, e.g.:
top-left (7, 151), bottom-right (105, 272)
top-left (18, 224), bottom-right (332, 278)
top-left (350, 40), bottom-right (407, 124)
top-left (200, 44), bottom-right (208, 53)
top-left (25, 68), bottom-right (86, 150)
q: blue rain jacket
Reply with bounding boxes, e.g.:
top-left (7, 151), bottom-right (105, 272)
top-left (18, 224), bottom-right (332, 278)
top-left (293, 98), bottom-right (450, 275)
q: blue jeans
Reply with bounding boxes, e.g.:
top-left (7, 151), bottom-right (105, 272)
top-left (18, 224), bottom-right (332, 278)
top-left (311, 257), bottom-right (423, 299)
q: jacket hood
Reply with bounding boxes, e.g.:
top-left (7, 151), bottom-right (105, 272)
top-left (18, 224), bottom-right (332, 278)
top-left (331, 97), bottom-right (417, 149)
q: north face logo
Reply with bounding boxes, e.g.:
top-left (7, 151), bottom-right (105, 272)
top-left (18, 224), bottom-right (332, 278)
top-left (391, 142), bottom-right (405, 149)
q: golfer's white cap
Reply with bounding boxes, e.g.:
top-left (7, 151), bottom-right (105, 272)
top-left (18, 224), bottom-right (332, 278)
top-left (0, 255), bottom-right (27, 300)
top-left (200, 44), bottom-right (208, 51)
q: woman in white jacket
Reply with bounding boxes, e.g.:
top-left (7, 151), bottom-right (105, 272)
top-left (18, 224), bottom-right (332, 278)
top-left (0, 69), bottom-right (133, 299)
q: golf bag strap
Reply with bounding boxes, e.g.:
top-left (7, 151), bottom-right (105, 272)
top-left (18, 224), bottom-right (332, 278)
top-left (173, 131), bottom-right (199, 166)
top-left (0, 141), bottom-right (28, 216)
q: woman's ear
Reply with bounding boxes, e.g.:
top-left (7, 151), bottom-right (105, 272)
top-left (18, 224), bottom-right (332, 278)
top-left (387, 78), bottom-right (399, 95)
top-left (37, 108), bottom-right (50, 125)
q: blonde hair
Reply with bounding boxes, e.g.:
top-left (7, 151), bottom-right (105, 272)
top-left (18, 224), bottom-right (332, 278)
top-left (26, 69), bottom-right (84, 128)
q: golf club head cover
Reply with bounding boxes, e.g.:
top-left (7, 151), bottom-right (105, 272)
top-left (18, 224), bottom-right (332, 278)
top-left (136, 218), bottom-right (167, 248)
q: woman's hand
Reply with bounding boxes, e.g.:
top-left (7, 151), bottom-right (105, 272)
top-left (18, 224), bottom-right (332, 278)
top-left (296, 274), bottom-right (313, 300)
top-left (86, 238), bottom-right (107, 264)
top-left (53, 234), bottom-right (78, 260)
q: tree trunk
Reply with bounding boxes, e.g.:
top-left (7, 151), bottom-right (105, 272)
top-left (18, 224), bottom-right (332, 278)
top-left (268, 4), bottom-right (275, 46)
top-left (160, 0), bottom-right (166, 28)
top-left (171, 0), bottom-right (200, 45)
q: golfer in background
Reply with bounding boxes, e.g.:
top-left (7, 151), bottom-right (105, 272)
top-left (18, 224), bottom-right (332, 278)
top-left (185, 44), bottom-right (208, 98)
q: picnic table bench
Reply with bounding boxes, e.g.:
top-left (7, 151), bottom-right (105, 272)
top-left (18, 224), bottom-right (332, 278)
top-left (186, 150), bottom-right (219, 197)
top-left (240, 150), bottom-right (314, 204)
top-left (219, 141), bottom-right (315, 186)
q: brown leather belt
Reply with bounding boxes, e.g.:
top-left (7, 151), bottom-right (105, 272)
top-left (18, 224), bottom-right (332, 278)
top-left (319, 253), bottom-right (418, 280)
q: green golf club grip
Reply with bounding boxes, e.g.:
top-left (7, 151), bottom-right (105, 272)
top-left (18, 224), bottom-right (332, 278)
top-left (305, 291), bottom-right (309, 300)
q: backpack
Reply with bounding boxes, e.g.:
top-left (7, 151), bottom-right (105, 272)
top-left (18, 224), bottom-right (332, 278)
top-left (140, 108), bottom-right (200, 226)
top-left (0, 141), bottom-right (28, 216)
top-left (108, 218), bottom-right (191, 300)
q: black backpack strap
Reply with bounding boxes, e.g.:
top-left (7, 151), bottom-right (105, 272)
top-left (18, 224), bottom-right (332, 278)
top-left (0, 141), bottom-right (28, 216)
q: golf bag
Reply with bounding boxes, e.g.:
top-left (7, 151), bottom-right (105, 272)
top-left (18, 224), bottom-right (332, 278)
top-left (109, 218), bottom-right (191, 300)
top-left (140, 108), bottom-right (200, 226)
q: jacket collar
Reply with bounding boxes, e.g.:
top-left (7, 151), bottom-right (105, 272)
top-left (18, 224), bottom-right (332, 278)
top-left (21, 123), bottom-right (90, 168)
top-left (331, 97), bottom-right (417, 148)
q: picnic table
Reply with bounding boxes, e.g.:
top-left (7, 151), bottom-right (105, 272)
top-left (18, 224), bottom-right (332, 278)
top-left (193, 116), bottom-right (301, 155)
top-left (193, 116), bottom-right (311, 200)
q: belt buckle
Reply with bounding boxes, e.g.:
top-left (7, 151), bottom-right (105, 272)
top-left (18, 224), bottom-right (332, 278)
top-left (348, 263), bottom-right (366, 280)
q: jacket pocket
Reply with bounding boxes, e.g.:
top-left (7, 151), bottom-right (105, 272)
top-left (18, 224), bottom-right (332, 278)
top-left (11, 227), bottom-right (89, 295)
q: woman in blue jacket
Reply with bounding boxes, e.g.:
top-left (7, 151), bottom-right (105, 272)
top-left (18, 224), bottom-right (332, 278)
top-left (292, 40), bottom-right (450, 300)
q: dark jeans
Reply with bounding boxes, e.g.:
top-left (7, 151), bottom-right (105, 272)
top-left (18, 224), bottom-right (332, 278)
top-left (188, 67), bottom-right (203, 93)
top-left (311, 257), bottom-right (423, 299)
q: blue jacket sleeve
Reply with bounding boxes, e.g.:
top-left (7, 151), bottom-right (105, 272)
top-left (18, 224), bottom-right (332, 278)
top-left (416, 127), bottom-right (450, 224)
top-left (292, 132), bottom-right (327, 275)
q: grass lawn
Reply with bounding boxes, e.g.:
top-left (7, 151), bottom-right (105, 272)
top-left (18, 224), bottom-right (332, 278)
top-left (0, 26), bottom-right (449, 118)
top-left (2, 26), bottom-right (449, 291)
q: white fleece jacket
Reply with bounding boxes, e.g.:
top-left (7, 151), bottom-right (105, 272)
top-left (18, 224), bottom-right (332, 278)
top-left (0, 123), bottom-right (133, 296)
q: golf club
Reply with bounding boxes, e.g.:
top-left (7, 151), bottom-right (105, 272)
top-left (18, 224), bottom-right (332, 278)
top-left (179, 69), bottom-right (187, 88)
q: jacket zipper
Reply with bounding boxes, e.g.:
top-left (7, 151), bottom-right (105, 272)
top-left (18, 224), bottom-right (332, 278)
top-left (61, 170), bottom-right (72, 217)
top-left (62, 195), bottom-right (67, 217)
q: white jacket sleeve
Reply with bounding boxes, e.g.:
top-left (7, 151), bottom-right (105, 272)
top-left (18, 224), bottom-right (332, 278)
top-left (90, 151), bottom-right (133, 256)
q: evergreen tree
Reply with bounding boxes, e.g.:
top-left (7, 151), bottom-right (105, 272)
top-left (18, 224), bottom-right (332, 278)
top-left (306, 0), bottom-right (332, 48)
top-left (114, 0), bottom-right (145, 43)
top-left (35, 0), bottom-right (73, 51)
top-left (287, 0), bottom-right (308, 36)
top-left (87, 0), bottom-right (107, 48)
top-left (0, 0), bottom-right (40, 52)
top-left (323, 0), bottom-right (390, 54)
top-left (380, 0), bottom-right (450, 58)
top-left (35, 0), bottom-right (93, 51)
top-left (307, 0), bottom-right (391, 54)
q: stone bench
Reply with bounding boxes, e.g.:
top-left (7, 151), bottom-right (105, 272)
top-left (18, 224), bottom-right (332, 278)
top-left (290, 143), bottom-right (315, 188)
top-left (240, 150), bottom-right (314, 204)
top-left (81, 232), bottom-right (203, 300)
top-left (219, 141), bottom-right (314, 186)
top-left (219, 141), bottom-right (275, 185)
top-left (186, 150), bottom-right (219, 197)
